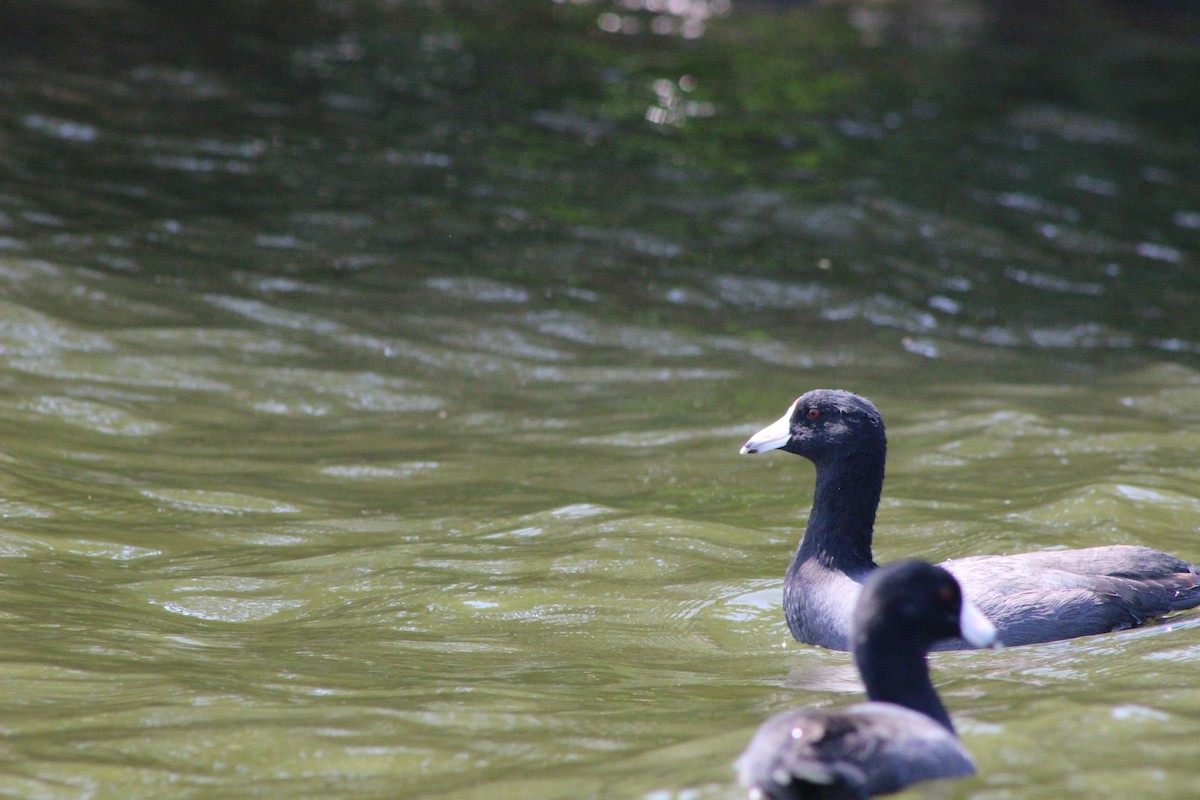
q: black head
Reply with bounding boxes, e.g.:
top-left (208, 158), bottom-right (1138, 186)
top-left (851, 560), bottom-right (997, 654)
top-left (740, 389), bottom-right (886, 465)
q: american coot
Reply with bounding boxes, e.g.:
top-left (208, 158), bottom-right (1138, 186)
top-left (737, 560), bottom-right (997, 800)
top-left (741, 389), bottom-right (1200, 651)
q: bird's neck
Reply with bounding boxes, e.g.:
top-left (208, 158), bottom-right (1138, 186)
top-left (857, 640), bottom-right (954, 732)
top-left (793, 451), bottom-right (883, 574)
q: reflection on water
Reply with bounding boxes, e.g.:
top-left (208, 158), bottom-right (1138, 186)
top-left (1, 1), bottom-right (1200, 798)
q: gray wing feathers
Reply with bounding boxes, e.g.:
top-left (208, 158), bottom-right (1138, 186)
top-left (943, 545), bottom-right (1200, 647)
top-left (737, 705), bottom-right (974, 799)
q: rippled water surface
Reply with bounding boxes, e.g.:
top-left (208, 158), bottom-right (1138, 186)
top-left (2, 1), bottom-right (1200, 798)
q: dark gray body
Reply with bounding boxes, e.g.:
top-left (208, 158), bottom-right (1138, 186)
top-left (737, 703), bottom-right (975, 800)
top-left (787, 544), bottom-right (1200, 651)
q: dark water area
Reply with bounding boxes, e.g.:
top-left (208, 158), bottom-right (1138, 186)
top-left (5, 0), bottom-right (1200, 387)
top-left (2, 1), bottom-right (1200, 798)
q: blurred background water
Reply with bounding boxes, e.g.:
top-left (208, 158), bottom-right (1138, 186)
top-left (1, 0), bottom-right (1200, 797)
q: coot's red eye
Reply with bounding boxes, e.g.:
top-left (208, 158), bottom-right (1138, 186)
top-left (806, 408), bottom-right (820, 420)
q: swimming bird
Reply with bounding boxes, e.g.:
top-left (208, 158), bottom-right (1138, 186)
top-left (737, 559), bottom-right (996, 800)
top-left (740, 389), bottom-right (1200, 650)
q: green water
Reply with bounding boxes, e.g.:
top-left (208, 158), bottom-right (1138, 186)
top-left (1, 1), bottom-right (1200, 798)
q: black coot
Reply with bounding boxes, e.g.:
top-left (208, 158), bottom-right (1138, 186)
top-left (737, 560), bottom-right (997, 800)
top-left (741, 389), bottom-right (1200, 651)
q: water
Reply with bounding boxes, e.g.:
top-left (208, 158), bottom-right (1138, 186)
top-left (1, 0), bottom-right (1199, 797)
